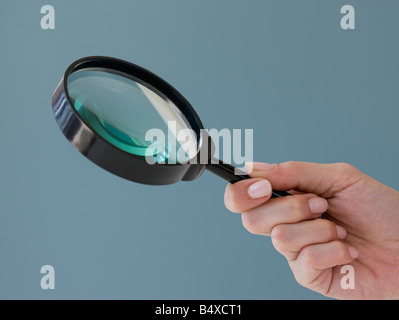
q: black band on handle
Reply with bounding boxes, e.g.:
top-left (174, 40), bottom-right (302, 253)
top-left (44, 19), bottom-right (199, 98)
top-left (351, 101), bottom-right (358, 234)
top-left (206, 158), bottom-right (291, 198)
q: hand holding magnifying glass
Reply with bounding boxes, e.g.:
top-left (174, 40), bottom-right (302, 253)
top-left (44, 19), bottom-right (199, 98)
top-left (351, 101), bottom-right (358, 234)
top-left (51, 56), bottom-right (399, 300)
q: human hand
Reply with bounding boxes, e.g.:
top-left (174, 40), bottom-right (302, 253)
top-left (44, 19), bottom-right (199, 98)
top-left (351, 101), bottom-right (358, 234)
top-left (224, 161), bottom-right (399, 299)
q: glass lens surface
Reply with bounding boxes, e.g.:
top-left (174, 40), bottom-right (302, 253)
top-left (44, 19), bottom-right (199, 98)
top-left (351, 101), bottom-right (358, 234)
top-left (67, 69), bottom-right (198, 163)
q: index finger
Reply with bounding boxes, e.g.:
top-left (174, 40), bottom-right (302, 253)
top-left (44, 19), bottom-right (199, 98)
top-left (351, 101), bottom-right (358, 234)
top-left (224, 178), bottom-right (273, 213)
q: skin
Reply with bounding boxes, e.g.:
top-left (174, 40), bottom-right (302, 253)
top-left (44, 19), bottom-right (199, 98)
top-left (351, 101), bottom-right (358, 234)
top-left (224, 161), bottom-right (399, 299)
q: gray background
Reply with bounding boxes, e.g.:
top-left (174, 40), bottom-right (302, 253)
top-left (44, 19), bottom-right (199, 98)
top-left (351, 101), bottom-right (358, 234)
top-left (0, 0), bottom-right (398, 299)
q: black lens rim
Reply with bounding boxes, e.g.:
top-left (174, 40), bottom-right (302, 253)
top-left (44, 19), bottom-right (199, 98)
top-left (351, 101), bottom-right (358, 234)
top-left (52, 56), bottom-right (208, 185)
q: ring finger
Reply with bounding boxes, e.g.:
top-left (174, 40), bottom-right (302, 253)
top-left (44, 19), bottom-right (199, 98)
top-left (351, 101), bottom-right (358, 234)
top-left (271, 219), bottom-right (347, 261)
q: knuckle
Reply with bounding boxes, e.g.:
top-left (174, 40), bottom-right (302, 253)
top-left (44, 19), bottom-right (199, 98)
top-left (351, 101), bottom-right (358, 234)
top-left (288, 196), bottom-right (308, 221)
top-left (241, 211), bottom-right (260, 234)
top-left (224, 186), bottom-right (240, 213)
top-left (300, 247), bottom-right (317, 268)
top-left (225, 197), bottom-right (240, 213)
top-left (335, 241), bottom-right (350, 261)
top-left (331, 163), bottom-right (363, 190)
top-left (335, 162), bottom-right (356, 174)
top-left (322, 220), bottom-right (338, 239)
top-left (280, 161), bottom-right (300, 171)
top-left (271, 225), bottom-right (291, 250)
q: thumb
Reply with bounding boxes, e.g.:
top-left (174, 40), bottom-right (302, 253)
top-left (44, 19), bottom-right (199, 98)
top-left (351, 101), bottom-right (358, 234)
top-left (246, 161), bottom-right (362, 198)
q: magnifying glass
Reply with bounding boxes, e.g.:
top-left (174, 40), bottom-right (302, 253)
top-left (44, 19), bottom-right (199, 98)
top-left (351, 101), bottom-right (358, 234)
top-left (52, 56), bottom-right (290, 198)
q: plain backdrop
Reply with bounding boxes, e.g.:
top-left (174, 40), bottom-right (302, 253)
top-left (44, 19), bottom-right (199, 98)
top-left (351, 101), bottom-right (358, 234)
top-left (0, 0), bottom-right (398, 299)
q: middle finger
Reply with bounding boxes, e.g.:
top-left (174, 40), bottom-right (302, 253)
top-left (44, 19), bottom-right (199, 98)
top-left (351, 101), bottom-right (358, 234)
top-left (241, 194), bottom-right (328, 235)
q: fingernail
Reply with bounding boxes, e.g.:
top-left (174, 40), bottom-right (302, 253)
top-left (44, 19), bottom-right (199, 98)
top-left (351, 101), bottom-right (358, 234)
top-left (308, 197), bottom-right (328, 214)
top-left (249, 162), bottom-right (275, 171)
top-left (336, 225), bottom-right (347, 239)
top-left (348, 246), bottom-right (359, 259)
top-left (248, 180), bottom-right (272, 199)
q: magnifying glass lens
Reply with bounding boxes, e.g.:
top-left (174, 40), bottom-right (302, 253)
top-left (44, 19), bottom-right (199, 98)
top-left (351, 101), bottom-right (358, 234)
top-left (67, 69), bottom-right (197, 163)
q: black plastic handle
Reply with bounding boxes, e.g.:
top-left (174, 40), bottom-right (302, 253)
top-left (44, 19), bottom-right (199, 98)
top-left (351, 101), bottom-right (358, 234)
top-left (206, 158), bottom-right (291, 198)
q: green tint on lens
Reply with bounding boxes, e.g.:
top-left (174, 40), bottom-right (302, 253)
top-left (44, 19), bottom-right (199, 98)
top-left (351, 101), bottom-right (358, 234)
top-left (67, 69), bottom-right (198, 163)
